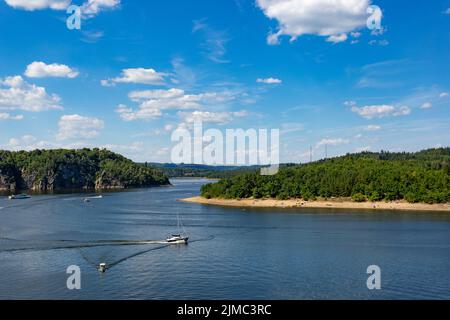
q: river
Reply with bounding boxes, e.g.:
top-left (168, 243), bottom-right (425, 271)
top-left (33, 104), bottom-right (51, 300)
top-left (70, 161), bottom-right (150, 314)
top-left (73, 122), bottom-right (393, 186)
top-left (0, 178), bottom-right (449, 299)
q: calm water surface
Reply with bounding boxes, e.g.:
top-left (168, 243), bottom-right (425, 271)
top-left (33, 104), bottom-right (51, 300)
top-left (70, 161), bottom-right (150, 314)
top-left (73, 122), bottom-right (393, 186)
top-left (0, 179), bottom-right (449, 299)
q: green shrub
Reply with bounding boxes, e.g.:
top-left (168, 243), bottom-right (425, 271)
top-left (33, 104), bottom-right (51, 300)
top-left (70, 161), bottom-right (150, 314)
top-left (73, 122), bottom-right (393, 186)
top-left (352, 193), bottom-right (367, 202)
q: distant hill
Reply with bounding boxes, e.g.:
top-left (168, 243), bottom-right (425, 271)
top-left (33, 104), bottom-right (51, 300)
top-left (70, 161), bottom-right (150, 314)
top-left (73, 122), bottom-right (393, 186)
top-left (141, 162), bottom-right (261, 178)
top-left (201, 148), bottom-right (450, 204)
top-left (0, 149), bottom-right (169, 192)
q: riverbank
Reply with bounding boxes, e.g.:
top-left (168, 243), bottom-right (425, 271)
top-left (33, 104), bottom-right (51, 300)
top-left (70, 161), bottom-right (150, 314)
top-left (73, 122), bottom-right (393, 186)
top-left (181, 196), bottom-right (450, 212)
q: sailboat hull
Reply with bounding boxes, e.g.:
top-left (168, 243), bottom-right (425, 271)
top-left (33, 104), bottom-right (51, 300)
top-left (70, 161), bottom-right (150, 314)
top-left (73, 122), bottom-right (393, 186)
top-left (166, 237), bottom-right (189, 244)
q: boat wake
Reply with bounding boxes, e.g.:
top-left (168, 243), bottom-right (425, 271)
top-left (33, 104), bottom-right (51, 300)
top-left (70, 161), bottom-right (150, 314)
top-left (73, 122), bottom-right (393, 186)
top-left (0, 234), bottom-right (216, 272)
top-left (0, 235), bottom-right (215, 254)
top-left (0, 239), bottom-right (164, 253)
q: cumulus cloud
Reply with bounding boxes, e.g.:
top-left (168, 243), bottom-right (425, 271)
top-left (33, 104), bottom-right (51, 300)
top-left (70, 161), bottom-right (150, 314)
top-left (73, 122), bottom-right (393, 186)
top-left (0, 75), bottom-right (62, 112)
top-left (81, 0), bottom-right (120, 18)
top-left (440, 92), bottom-right (449, 98)
top-left (178, 110), bottom-right (248, 125)
top-left (0, 112), bottom-right (23, 120)
top-left (351, 104), bottom-right (411, 119)
top-left (128, 88), bottom-right (185, 101)
top-left (101, 68), bottom-right (167, 86)
top-left (4, 134), bottom-right (64, 151)
top-left (326, 33), bottom-right (348, 44)
top-left (317, 138), bottom-right (349, 147)
top-left (256, 77), bottom-right (282, 84)
top-left (25, 61), bottom-right (79, 78)
top-left (355, 146), bottom-right (371, 153)
top-left (256, 0), bottom-right (371, 45)
top-left (57, 114), bottom-right (104, 140)
top-left (117, 88), bottom-right (240, 121)
top-left (4, 0), bottom-right (70, 10)
top-left (116, 104), bottom-right (161, 121)
top-left (5, 139), bottom-right (85, 153)
top-left (5, 0), bottom-right (120, 18)
top-left (101, 141), bottom-right (144, 154)
top-left (420, 102), bottom-right (432, 109)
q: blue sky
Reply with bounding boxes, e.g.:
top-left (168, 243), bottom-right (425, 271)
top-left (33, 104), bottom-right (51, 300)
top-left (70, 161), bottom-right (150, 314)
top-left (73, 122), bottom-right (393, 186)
top-left (0, 0), bottom-right (449, 163)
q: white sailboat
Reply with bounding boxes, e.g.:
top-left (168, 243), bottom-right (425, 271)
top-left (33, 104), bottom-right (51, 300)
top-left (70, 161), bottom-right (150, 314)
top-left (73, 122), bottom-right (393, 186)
top-left (166, 213), bottom-right (188, 244)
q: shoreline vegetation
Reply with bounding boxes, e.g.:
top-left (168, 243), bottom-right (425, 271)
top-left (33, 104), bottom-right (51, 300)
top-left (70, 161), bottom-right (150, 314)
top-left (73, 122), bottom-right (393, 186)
top-left (199, 148), bottom-right (450, 209)
top-left (181, 196), bottom-right (450, 212)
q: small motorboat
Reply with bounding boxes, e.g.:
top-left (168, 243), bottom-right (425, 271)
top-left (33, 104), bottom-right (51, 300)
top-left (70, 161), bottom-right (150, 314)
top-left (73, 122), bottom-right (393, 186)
top-left (8, 194), bottom-right (31, 200)
top-left (166, 234), bottom-right (189, 244)
top-left (88, 195), bottom-right (103, 199)
top-left (98, 263), bottom-right (108, 273)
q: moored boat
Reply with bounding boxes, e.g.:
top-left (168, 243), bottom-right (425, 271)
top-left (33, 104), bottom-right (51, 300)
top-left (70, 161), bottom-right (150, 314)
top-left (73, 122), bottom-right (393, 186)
top-left (8, 194), bottom-right (31, 200)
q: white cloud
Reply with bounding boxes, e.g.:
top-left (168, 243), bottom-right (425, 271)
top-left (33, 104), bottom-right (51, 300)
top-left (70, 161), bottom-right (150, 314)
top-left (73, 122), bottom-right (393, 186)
top-left (420, 102), bottom-right (432, 109)
top-left (317, 138), bottom-right (349, 147)
top-left (57, 114), bottom-right (104, 140)
top-left (0, 112), bottom-right (24, 120)
top-left (355, 146), bottom-right (371, 152)
top-left (5, 135), bottom-right (60, 151)
top-left (25, 61), bottom-right (79, 78)
top-left (117, 88), bottom-right (240, 121)
top-left (128, 88), bottom-right (185, 101)
top-left (369, 39), bottom-right (389, 46)
top-left (81, 0), bottom-right (120, 18)
top-left (116, 104), bottom-right (162, 121)
top-left (4, 0), bottom-right (70, 10)
top-left (178, 110), bottom-right (248, 125)
top-left (164, 124), bottom-right (174, 131)
top-left (4, 0), bottom-right (120, 16)
top-left (364, 125), bottom-right (381, 131)
top-left (256, 0), bottom-right (371, 45)
top-left (102, 68), bottom-right (167, 86)
top-left (256, 77), bottom-right (282, 84)
top-left (351, 32), bottom-right (361, 38)
top-left (101, 141), bottom-right (144, 154)
top-left (0, 75), bottom-right (62, 112)
top-left (344, 100), bottom-right (357, 107)
top-left (3, 134), bottom-right (145, 158)
top-left (326, 33), bottom-right (348, 44)
top-left (351, 104), bottom-right (411, 119)
top-left (440, 92), bottom-right (449, 98)
top-left (81, 30), bottom-right (105, 43)
top-left (192, 19), bottom-right (229, 63)
top-left (444, 8), bottom-right (450, 14)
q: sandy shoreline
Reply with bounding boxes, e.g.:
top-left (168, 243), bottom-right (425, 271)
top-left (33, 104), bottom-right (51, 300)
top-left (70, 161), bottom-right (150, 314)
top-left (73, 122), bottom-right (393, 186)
top-left (180, 196), bottom-right (450, 212)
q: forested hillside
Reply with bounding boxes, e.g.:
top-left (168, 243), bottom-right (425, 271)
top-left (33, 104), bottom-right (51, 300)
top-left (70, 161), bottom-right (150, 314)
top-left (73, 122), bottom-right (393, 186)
top-left (0, 148), bottom-right (169, 191)
top-left (201, 148), bottom-right (450, 204)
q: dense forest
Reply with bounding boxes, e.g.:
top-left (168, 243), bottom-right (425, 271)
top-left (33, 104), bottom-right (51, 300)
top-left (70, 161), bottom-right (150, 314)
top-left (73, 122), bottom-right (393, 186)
top-left (201, 148), bottom-right (450, 204)
top-left (0, 148), bottom-right (169, 191)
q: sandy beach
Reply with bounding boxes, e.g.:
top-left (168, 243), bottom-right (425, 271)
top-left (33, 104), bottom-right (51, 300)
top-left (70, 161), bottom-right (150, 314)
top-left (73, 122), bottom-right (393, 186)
top-left (181, 196), bottom-right (450, 212)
